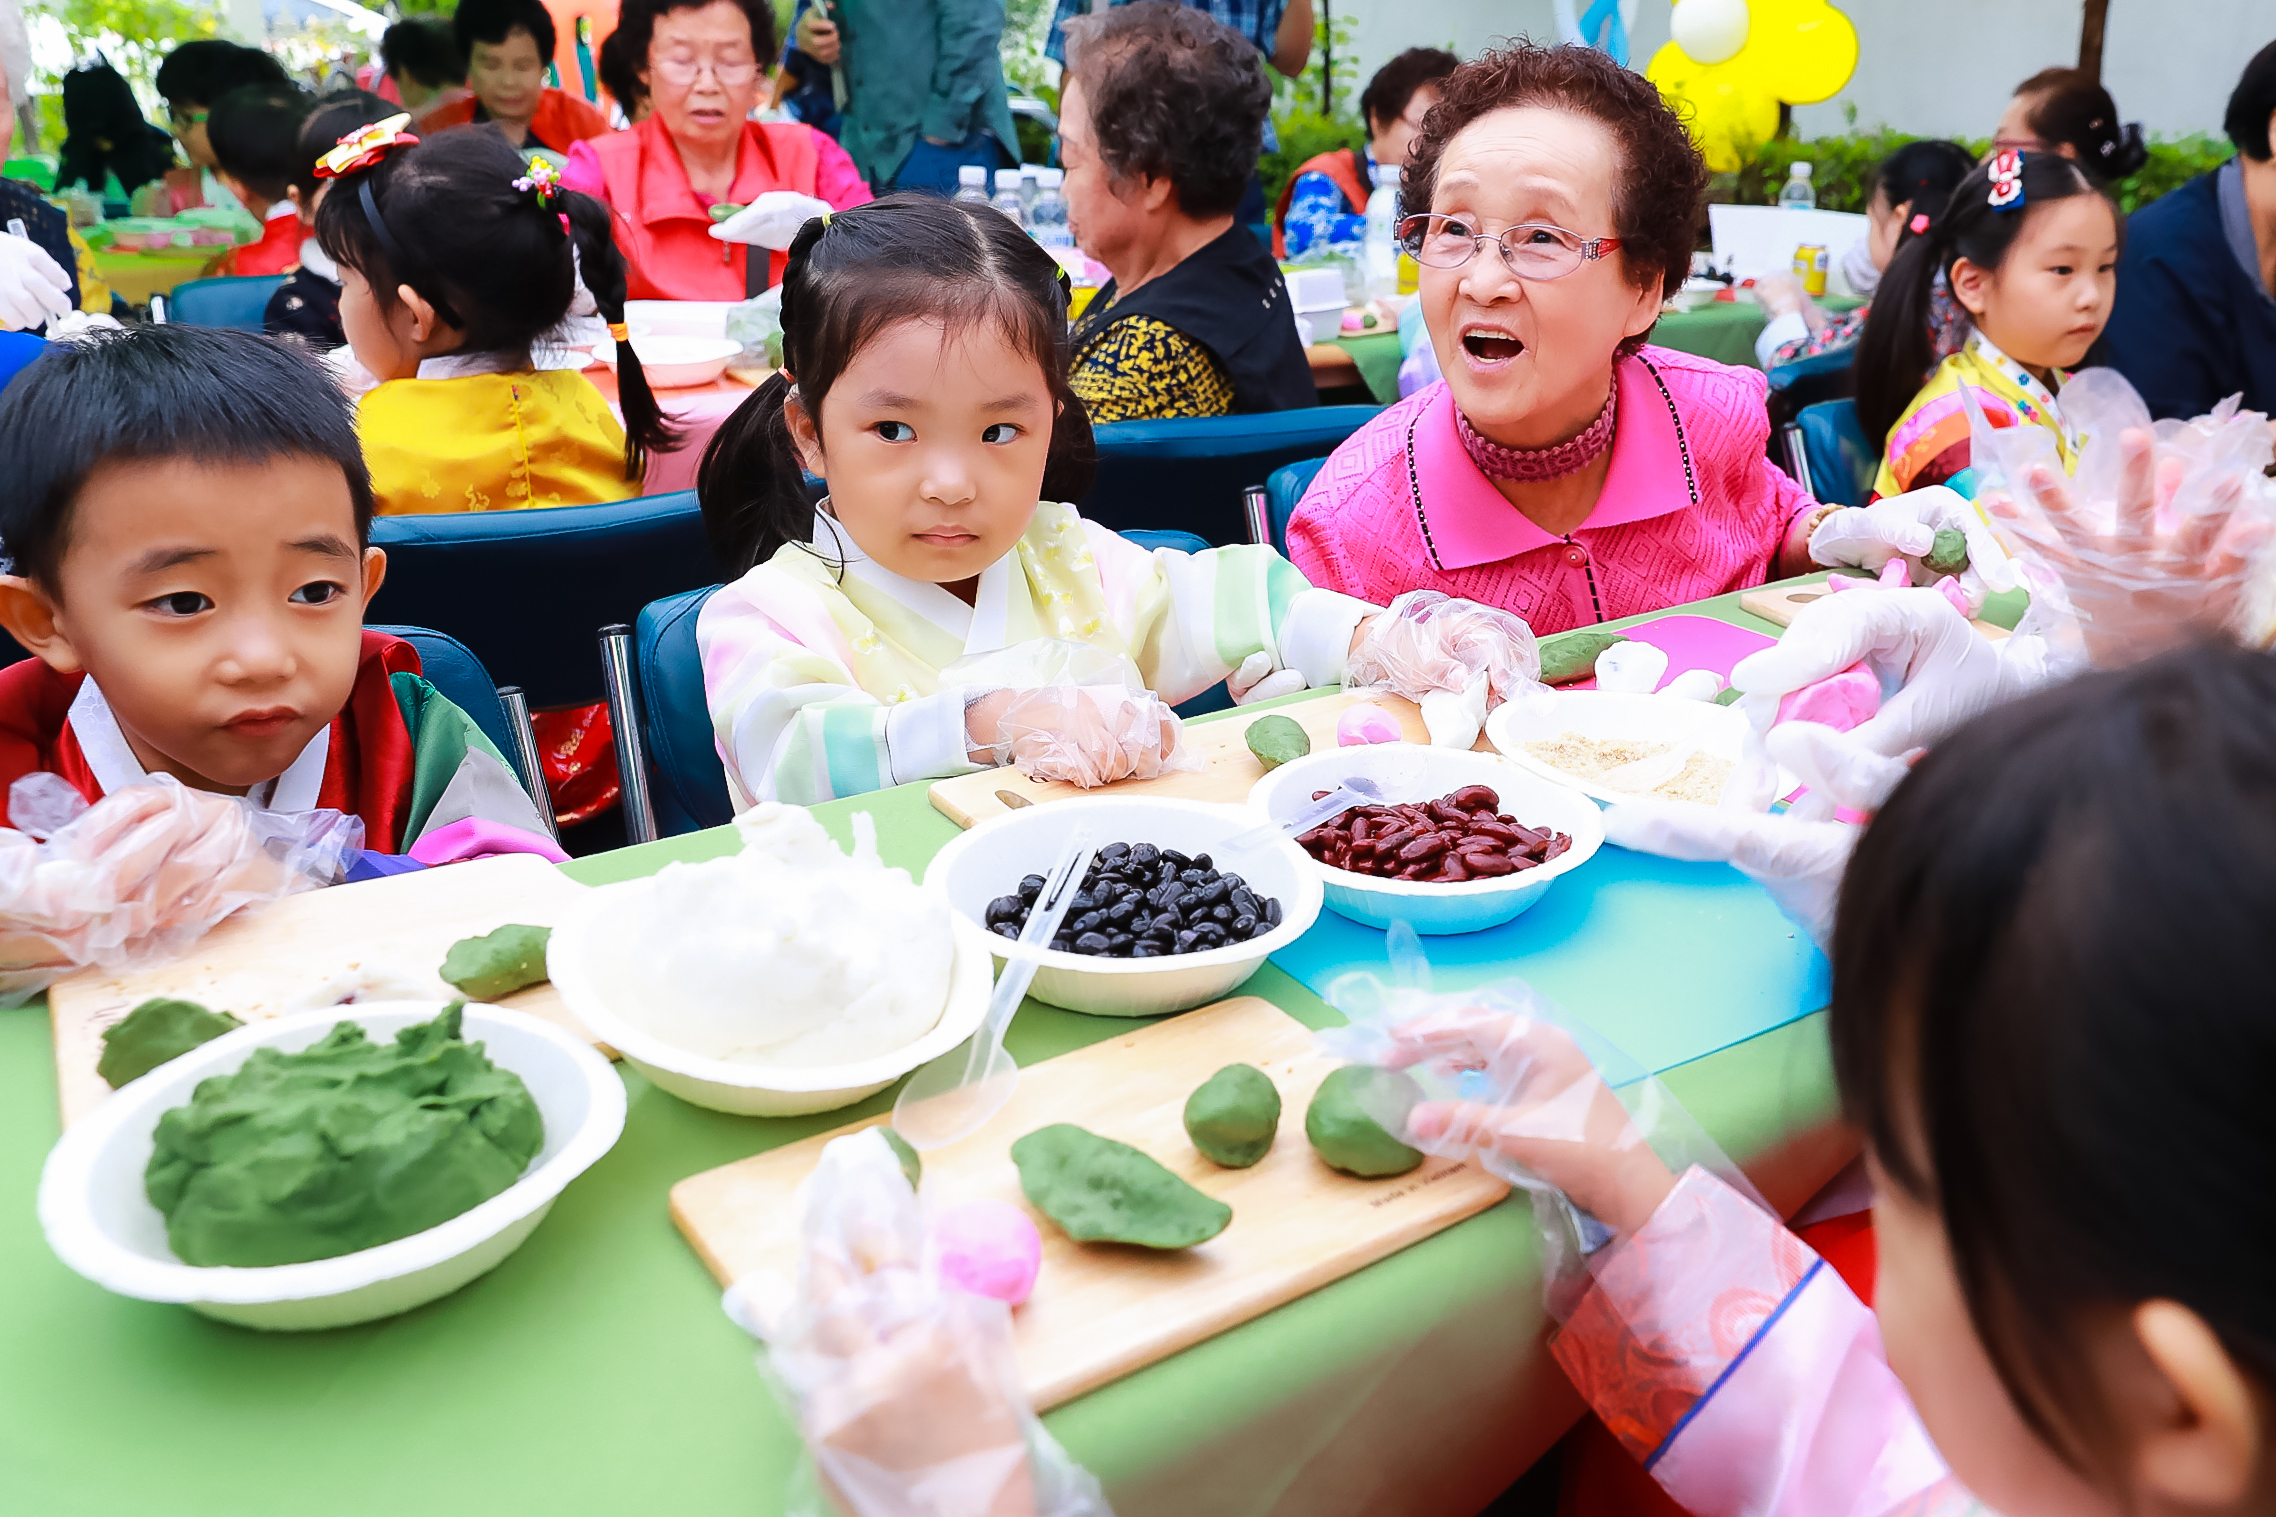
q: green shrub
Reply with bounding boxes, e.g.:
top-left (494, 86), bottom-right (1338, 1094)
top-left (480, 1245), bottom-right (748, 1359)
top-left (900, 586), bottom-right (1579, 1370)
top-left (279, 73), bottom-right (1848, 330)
top-left (1712, 130), bottom-right (2234, 219)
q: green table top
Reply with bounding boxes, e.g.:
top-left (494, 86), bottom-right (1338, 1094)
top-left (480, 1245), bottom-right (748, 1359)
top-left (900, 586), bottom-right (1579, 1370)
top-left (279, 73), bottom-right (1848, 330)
top-left (1330, 330), bottom-right (1403, 405)
top-left (0, 585), bottom-right (1855, 1517)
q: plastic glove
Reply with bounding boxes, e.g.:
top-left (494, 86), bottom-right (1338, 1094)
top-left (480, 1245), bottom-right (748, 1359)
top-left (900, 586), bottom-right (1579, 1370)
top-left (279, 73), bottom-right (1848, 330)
top-left (1345, 591), bottom-right (1542, 746)
top-left (1602, 797), bottom-right (1856, 950)
top-left (709, 191), bottom-right (836, 251)
top-left (1730, 588), bottom-right (2039, 790)
top-left (0, 774), bottom-right (360, 1005)
top-left (1809, 485), bottom-right (2015, 592)
top-left (1227, 650), bottom-right (1307, 707)
top-left (985, 685), bottom-right (1194, 789)
top-left (0, 231), bottom-right (73, 331)
top-left (728, 1130), bottom-right (1111, 1517)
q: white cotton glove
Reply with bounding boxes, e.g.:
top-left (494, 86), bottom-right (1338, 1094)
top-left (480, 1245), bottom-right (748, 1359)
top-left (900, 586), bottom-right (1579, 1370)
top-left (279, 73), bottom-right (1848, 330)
top-left (1603, 798), bottom-right (1857, 951)
top-left (1809, 485), bottom-right (2015, 591)
top-left (1228, 650), bottom-right (1307, 706)
top-left (708, 191), bottom-right (835, 251)
top-left (987, 684), bottom-right (1195, 788)
top-left (0, 231), bottom-right (73, 331)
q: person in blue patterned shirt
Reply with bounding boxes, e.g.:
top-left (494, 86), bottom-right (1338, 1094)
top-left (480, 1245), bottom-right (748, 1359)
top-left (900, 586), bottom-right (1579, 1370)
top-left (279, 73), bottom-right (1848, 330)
top-left (1274, 45), bottom-right (1455, 259)
top-left (1047, 0), bottom-right (1311, 76)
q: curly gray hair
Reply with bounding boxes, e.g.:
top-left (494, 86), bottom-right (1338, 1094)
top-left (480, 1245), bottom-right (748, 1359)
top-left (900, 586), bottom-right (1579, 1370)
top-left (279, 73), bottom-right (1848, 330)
top-left (1062, 1), bottom-right (1269, 221)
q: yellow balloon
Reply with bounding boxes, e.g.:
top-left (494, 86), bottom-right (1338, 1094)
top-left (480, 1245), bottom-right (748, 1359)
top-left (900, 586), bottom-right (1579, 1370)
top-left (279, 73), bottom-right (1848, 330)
top-left (1648, 40), bottom-right (1780, 172)
top-left (1745, 0), bottom-right (1859, 105)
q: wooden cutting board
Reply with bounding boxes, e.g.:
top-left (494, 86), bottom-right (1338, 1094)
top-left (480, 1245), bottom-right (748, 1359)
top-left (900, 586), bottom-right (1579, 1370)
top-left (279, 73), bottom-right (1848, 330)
top-left (48, 853), bottom-right (599, 1129)
top-left (1741, 580), bottom-right (2011, 641)
top-left (928, 691), bottom-right (1432, 828)
top-left (670, 995), bottom-right (1510, 1411)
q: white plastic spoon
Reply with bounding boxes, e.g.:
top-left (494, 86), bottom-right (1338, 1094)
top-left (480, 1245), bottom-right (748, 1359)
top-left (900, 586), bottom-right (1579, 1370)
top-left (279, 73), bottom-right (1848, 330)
top-left (893, 828), bottom-right (1095, 1150)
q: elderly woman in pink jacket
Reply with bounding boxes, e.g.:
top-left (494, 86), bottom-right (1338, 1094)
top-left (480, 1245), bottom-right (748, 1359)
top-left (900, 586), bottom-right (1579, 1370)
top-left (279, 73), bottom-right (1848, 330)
top-left (1292, 44), bottom-right (1903, 633)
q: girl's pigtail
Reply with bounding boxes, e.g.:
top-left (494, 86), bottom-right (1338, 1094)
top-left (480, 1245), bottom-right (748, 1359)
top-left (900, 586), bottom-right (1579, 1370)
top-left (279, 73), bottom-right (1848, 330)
top-left (697, 375), bottom-right (814, 575)
top-left (1041, 377), bottom-right (1098, 505)
top-left (562, 188), bottom-right (681, 481)
top-left (1855, 219), bottom-right (1949, 450)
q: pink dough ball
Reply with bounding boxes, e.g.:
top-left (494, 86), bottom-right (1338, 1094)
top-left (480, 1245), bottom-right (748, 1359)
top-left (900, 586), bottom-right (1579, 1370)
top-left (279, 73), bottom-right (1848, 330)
top-left (1336, 704), bottom-right (1403, 746)
top-left (929, 1200), bottom-right (1042, 1306)
top-left (1774, 662), bottom-right (1882, 734)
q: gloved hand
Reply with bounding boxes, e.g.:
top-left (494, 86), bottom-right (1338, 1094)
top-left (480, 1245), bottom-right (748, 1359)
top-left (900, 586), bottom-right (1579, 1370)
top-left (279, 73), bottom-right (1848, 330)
top-left (728, 1130), bottom-right (1111, 1517)
top-left (1346, 591), bottom-right (1541, 746)
top-left (709, 191), bottom-right (836, 251)
top-left (0, 774), bottom-right (358, 1005)
top-left (1985, 425), bottom-right (2274, 666)
top-left (1809, 485), bottom-right (2016, 592)
top-left (1602, 798), bottom-right (1856, 950)
top-left (0, 231), bottom-right (73, 331)
top-left (975, 685), bottom-right (1193, 789)
top-left (1227, 651), bottom-right (1307, 707)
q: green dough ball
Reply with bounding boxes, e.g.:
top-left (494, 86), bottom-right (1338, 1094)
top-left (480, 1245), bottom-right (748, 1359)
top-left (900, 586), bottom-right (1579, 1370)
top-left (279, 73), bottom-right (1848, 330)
top-left (145, 1001), bottom-right (544, 1267)
top-left (440, 924), bottom-right (553, 1001)
top-left (1305, 1065), bottom-right (1425, 1178)
top-left (1923, 527), bottom-right (1970, 576)
top-left (881, 1126), bottom-right (922, 1190)
top-left (1183, 1063), bottom-right (1281, 1168)
top-left (98, 998), bottom-right (243, 1088)
top-left (1011, 1123), bottom-right (1232, 1249)
top-left (1539, 630), bottom-right (1631, 686)
top-left (1245, 713), bottom-right (1311, 771)
top-left (1712, 685), bottom-right (1744, 707)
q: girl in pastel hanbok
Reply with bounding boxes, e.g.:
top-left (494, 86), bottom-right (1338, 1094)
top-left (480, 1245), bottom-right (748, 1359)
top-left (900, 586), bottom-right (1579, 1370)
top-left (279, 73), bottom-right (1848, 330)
top-left (694, 193), bottom-right (1535, 809)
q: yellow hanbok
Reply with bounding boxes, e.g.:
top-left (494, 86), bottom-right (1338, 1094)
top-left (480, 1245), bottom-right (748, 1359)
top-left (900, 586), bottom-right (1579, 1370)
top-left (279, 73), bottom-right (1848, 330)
top-left (357, 366), bottom-right (632, 515)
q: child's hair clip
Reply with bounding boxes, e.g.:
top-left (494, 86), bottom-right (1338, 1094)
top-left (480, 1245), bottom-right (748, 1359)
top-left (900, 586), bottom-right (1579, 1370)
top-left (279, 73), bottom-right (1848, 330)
top-left (315, 113), bottom-right (420, 179)
top-left (607, 322), bottom-right (630, 344)
top-left (512, 156), bottom-right (563, 208)
top-left (1987, 150), bottom-right (2025, 213)
top-left (1908, 212), bottom-right (1931, 235)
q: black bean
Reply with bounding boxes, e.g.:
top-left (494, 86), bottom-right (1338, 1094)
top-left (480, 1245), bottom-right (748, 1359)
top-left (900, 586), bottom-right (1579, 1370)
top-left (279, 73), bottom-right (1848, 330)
top-left (1232, 913), bottom-right (1257, 937)
top-left (1176, 929), bottom-right (1199, 951)
top-left (1211, 903), bottom-right (1235, 924)
top-left (1105, 899), bottom-right (1137, 926)
top-left (1163, 849), bottom-right (1192, 870)
top-left (1099, 841), bottom-right (1129, 861)
top-left (1265, 899), bottom-right (1284, 927)
top-left (992, 921), bottom-right (1021, 939)
top-left (1074, 931), bottom-right (1111, 953)
top-left (1130, 843), bottom-right (1160, 867)
top-left (1192, 853), bottom-right (1214, 870)
top-left (985, 894), bottom-right (1024, 924)
top-left (1132, 942), bottom-right (1163, 957)
top-left (1018, 873), bottom-right (1046, 902)
top-left (1229, 887), bottom-right (1259, 918)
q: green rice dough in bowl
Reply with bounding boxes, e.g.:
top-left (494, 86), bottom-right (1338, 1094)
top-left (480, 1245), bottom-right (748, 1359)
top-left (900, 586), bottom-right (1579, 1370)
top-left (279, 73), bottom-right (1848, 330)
top-left (145, 1002), bottom-right (545, 1268)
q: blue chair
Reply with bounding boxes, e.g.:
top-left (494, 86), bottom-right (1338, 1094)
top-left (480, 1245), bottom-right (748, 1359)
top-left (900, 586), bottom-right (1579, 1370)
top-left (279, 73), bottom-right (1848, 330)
top-left (1243, 456), bottom-right (1328, 554)
top-left (619, 528), bottom-right (1234, 838)
top-left (150, 275), bottom-right (286, 332)
top-left (1081, 406), bottom-right (1379, 546)
top-left (1765, 345), bottom-right (1855, 395)
top-left (1779, 399), bottom-right (1878, 509)
top-left (0, 328), bottom-right (43, 392)
top-left (370, 490), bottom-right (724, 841)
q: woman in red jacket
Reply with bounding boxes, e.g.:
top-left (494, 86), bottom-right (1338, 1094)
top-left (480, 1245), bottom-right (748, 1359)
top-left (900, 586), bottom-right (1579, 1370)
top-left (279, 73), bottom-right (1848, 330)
top-left (560, 0), bottom-right (869, 301)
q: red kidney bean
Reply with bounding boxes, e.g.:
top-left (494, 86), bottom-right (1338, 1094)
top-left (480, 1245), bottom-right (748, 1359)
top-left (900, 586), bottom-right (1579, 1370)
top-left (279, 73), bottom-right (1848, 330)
top-left (1295, 786), bottom-right (1572, 885)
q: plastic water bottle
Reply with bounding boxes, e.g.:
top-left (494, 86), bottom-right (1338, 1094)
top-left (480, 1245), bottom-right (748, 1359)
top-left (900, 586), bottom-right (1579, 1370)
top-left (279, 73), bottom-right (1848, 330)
top-left (1029, 168), bottom-right (1073, 249)
top-left (992, 168), bottom-right (1028, 229)
top-left (1363, 165), bottom-right (1402, 298)
top-left (1020, 166), bottom-right (1039, 221)
top-left (1778, 162), bottom-right (1816, 210)
top-left (953, 165), bottom-right (991, 207)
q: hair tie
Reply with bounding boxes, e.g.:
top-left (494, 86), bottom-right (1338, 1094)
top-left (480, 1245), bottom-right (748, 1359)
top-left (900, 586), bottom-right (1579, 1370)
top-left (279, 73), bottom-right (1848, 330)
top-left (1987, 150), bottom-right (2025, 213)
top-left (315, 113), bottom-right (418, 179)
top-left (819, 209), bottom-right (832, 228)
top-left (1908, 212), bottom-right (1931, 235)
top-left (607, 322), bottom-right (630, 343)
top-left (513, 156), bottom-right (562, 207)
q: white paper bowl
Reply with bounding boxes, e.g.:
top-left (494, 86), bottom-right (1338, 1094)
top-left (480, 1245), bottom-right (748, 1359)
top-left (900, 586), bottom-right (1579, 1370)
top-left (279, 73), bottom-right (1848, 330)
top-left (623, 299), bottom-right (736, 340)
top-left (546, 889), bottom-right (997, 1117)
top-left (602, 334), bottom-right (741, 388)
top-left (923, 796), bottom-right (1323, 1018)
top-left (1246, 743), bottom-right (1603, 935)
top-left (38, 1002), bottom-right (624, 1332)
top-left (1485, 690), bottom-right (1754, 807)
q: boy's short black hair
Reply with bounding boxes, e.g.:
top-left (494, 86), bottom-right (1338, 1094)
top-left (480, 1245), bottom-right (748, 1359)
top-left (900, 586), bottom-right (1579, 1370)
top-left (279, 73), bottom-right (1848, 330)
top-left (454, 0), bottom-right (558, 67)
top-left (154, 39), bottom-right (289, 110)
top-left (207, 83), bottom-right (312, 204)
top-left (382, 15), bottom-right (468, 90)
top-left (2225, 39), bottom-right (2276, 161)
top-left (0, 328), bottom-right (374, 593)
top-left (293, 90), bottom-right (396, 201)
top-left (1359, 47), bottom-right (1459, 134)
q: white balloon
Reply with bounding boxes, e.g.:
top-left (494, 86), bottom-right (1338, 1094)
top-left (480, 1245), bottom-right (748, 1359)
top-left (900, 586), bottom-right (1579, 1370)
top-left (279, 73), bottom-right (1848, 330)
top-left (1670, 0), bottom-right (1751, 65)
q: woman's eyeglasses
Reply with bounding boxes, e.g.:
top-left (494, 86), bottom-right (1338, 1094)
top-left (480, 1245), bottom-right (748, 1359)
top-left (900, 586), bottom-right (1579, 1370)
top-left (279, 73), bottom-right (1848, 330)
top-left (1396, 214), bottom-right (1622, 281)
top-left (651, 54), bottom-right (760, 85)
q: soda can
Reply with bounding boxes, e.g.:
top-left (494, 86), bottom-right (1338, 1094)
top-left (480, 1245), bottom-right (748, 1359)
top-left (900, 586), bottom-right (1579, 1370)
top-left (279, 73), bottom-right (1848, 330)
top-left (1792, 243), bottom-right (1828, 297)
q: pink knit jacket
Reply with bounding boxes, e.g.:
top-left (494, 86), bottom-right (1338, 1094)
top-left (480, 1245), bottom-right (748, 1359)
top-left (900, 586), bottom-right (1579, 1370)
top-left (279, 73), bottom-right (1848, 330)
top-left (1288, 347), bottom-right (1815, 635)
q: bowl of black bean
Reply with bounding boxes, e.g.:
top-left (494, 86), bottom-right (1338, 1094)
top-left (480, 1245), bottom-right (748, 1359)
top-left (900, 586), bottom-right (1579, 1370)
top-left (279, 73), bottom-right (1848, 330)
top-left (922, 796), bottom-right (1323, 1017)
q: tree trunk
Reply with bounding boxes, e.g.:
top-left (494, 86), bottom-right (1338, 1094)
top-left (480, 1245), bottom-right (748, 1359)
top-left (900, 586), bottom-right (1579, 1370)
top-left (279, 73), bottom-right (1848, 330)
top-left (2078, 0), bottom-right (2110, 80)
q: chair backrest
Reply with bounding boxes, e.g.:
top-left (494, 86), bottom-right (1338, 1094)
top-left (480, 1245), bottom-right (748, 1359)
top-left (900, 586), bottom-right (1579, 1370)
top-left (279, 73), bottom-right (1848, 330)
top-left (368, 490), bottom-right (723, 710)
top-left (633, 585), bottom-right (735, 837)
top-left (365, 623), bottom-right (528, 786)
top-left (1765, 344), bottom-right (1857, 436)
top-left (1262, 456), bottom-right (1328, 553)
top-left (158, 275), bottom-right (285, 332)
top-left (1787, 399), bottom-right (1879, 510)
top-left (1117, 528), bottom-right (1211, 557)
top-left (1080, 405), bottom-right (1378, 546)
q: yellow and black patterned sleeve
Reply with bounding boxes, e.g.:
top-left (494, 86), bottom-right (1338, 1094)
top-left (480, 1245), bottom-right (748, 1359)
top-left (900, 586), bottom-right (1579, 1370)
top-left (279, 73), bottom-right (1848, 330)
top-left (1069, 314), bottom-right (1237, 423)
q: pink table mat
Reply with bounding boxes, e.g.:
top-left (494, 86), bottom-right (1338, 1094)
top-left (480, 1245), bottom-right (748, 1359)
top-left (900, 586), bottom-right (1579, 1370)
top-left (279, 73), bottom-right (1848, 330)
top-left (1567, 613), bottom-right (1778, 692)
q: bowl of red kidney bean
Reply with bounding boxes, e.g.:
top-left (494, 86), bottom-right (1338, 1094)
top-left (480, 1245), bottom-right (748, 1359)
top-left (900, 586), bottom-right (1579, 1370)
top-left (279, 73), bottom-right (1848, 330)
top-left (923, 795), bottom-right (1324, 1017)
top-left (1246, 745), bottom-right (1603, 934)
